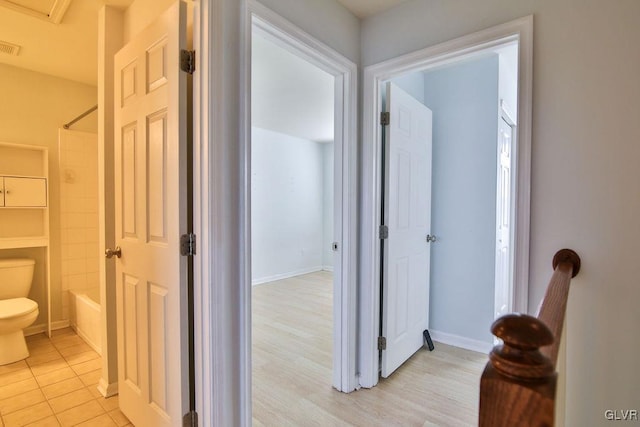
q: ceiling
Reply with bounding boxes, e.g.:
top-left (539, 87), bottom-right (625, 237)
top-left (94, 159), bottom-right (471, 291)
top-left (251, 0), bottom-right (413, 142)
top-left (252, 33), bottom-right (334, 143)
top-left (1, 0), bottom-right (59, 17)
top-left (0, 0), bottom-right (133, 86)
top-left (0, 0), bottom-right (408, 87)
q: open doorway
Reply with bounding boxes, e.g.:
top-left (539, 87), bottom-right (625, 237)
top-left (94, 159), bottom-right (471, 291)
top-left (0, 1), bottom-right (195, 426)
top-left (360, 17), bottom-right (533, 388)
top-left (250, 28), bottom-right (337, 419)
top-left (245, 1), bottom-right (359, 420)
top-left (382, 43), bottom-right (519, 370)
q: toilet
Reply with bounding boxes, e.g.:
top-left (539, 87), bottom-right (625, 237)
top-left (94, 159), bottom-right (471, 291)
top-left (0, 258), bottom-right (39, 365)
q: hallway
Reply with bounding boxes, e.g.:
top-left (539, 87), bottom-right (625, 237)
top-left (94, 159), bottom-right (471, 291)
top-left (252, 271), bottom-right (486, 426)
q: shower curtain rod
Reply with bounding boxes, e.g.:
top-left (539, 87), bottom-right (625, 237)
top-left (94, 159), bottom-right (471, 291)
top-left (63, 104), bottom-right (98, 129)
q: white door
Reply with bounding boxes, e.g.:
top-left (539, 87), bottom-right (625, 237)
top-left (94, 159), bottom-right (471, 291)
top-left (381, 82), bottom-right (433, 378)
top-left (494, 116), bottom-right (513, 318)
top-left (113, 2), bottom-right (189, 426)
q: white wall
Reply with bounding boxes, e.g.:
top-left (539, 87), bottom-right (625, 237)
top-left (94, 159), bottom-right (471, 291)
top-left (390, 72), bottom-right (425, 104)
top-left (362, 1), bottom-right (640, 424)
top-left (252, 33), bottom-right (335, 143)
top-left (58, 130), bottom-right (100, 320)
top-left (0, 63), bottom-right (97, 327)
top-left (251, 127), bottom-right (333, 284)
top-left (422, 56), bottom-right (499, 346)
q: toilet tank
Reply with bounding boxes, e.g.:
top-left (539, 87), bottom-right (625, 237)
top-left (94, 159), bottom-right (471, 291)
top-left (0, 259), bottom-right (36, 299)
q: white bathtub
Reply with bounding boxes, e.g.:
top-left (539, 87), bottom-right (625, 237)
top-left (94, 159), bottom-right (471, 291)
top-left (69, 289), bottom-right (101, 355)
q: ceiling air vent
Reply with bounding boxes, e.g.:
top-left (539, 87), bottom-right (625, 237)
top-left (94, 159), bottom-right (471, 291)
top-left (0, 40), bottom-right (21, 56)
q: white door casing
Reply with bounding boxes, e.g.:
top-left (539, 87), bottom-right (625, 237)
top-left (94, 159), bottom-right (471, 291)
top-left (113, 2), bottom-right (188, 426)
top-left (381, 82), bottom-right (433, 378)
top-left (494, 114), bottom-right (514, 319)
top-left (360, 17), bottom-right (533, 388)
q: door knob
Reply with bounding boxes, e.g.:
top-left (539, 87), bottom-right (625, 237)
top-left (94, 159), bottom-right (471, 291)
top-left (105, 246), bottom-right (122, 259)
top-left (426, 235), bottom-right (437, 243)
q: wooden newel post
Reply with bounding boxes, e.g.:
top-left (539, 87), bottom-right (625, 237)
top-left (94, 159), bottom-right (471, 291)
top-left (478, 249), bottom-right (581, 427)
top-left (479, 314), bottom-right (556, 426)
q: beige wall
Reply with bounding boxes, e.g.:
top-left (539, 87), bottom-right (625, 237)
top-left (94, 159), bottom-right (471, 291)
top-left (362, 0), bottom-right (640, 424)
top-left (0, 63), bottom-right (97, 326)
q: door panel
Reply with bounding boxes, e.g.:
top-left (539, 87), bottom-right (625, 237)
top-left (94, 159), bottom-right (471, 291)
top-left (121, 125), bottom-right (137, 238)
top-left (381, 82), bottom-right (433, 378)
top-left (123, 274), bottom-right (140, 387)
top-left (113, 2), bottom-right (188, 426)
top-left (147, 110), bottom-right (168, 243)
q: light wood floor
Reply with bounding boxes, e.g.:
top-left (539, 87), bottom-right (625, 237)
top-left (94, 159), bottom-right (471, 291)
top-left (252, 271), bottom-right (487, 426)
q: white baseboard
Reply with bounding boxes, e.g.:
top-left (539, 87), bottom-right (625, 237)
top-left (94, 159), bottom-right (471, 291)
top-left (52, 320), bottom-right (70, 330)
top-left (24, 320), bottom-right (71, 337)
top-left (97, 378), bottom-right (118, 398)
top-left (322, 265), bottom-right (334, 272)
top-left (252, 266), bottom-right (324, 286)
top-left (429, 329), bottom-right (493, 354)
top-left (24, 323), bottom-right (47, 336)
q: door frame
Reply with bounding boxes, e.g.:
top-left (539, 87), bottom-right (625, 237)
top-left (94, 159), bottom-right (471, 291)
top-left (245, 0), bottom-right (359, 393)
top-left (494, 99), bottom-right (517, 324)
top-left (193, 0), bottom-right (358, 424)
top-left (97, 5), bottom-right (122, 399)
top-left (359, 16), bottom-right (534, 388)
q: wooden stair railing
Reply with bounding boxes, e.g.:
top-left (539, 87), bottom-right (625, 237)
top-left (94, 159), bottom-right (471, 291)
top-left (479, 249), bottom-right (581, 427)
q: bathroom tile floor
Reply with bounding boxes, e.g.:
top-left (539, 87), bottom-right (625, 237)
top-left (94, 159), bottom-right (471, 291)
top-left (0, 328), bottom-right (133, 427)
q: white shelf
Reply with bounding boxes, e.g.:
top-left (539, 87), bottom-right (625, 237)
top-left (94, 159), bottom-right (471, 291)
top-left (0, 141), bottom-right (51, 336)
top-left (0, 174), bottom-right (47, 179)
top-left (0, 236), bottom-right (49, 249)
top-left (0, 207), bottom-right (48, 210)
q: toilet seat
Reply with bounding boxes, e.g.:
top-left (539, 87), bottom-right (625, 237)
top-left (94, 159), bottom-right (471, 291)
top-left (0, 298), bottom-right (38, 320)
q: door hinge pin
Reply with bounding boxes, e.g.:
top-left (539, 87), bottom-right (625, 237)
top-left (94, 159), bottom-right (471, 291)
top-left (378, 336), bottom-right (387, 350)
top-left (180, 49), bottom-right (196, 74)
top-left (380, 111), bottom-right (390, 126)
top-left (379, 225), bottom-right (389, 240)
top-left (180, 233), bottom-right (196, 256)
top-left (183, 410), bottom-right (198, 427)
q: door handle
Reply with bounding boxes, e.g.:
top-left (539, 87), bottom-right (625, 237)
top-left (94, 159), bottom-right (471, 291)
top-left (105, 246), bottom-right (122, 259)
top-left (426, 235), bottom-right (437, 243)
